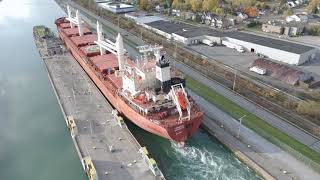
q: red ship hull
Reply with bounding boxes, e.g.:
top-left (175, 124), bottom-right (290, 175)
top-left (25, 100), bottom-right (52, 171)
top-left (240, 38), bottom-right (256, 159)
top-left (55, 17), bottom-right (203, 143)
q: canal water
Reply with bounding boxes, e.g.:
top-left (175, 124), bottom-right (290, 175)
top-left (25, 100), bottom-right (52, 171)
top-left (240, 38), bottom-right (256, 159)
top-left (127, 121), bottom-right (261, 180)
top-left (0, 0), bottom-right (86, 179)
top-left (0, 0), bottom-right (260, 179)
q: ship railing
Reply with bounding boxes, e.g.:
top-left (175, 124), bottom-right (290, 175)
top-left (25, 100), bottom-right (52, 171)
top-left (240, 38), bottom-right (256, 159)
top-left (170, 83), bottom-right (191, 121)
top-left (119, 91), bottom-right (147, 113)
top-left (120, 91), bottom-right (176, 116)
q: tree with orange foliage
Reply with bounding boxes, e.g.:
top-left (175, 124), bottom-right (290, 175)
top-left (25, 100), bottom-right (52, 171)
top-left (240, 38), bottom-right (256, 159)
top-left (139, 0), bottom-right (149, 10)
top-left (190, 0), bottom-right (202, 12)
top-left (244, 6), bottom-right (258, 17)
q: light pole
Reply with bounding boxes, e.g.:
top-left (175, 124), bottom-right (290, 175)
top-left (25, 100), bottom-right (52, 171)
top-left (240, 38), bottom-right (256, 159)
top-left (237, 114), bottom-right (247, 138)
top-left (232, 70), bottom-right (237, 91)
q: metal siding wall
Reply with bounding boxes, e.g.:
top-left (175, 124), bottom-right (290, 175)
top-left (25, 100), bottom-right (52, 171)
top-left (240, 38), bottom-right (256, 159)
top-left (172, 34), bottom-right (189, 45)
top-left (226, 37), bottom-right (301, 65)
top-left (204, 36), bottom-right (222, 44)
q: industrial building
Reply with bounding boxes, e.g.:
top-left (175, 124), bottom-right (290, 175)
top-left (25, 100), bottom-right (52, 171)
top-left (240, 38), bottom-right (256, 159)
top-left (224, 32), bottom-right (318, 65)
top-left (144, 20), bottom-right (194, 40)
top-left (251, 58), bottom-right (312, 85)
top-left (125, 13), bottom-right (165, 25)
top-left (130, 16), bottom-right (319, 65)
top-left (98, 1), bottom-right (135, 14)
top-left (143, 20), bottom-right (223, 45)
top-left (172, 28), bottom-right (223, 45)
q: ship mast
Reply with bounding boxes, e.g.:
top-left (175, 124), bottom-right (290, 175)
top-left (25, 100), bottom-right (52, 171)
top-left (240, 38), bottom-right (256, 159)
top-left (138, 45), bottom-right (172, 93)
top-left (66, 5), bottom-right (83, 36)
top-left (94, 21), bottom-right (125, 71)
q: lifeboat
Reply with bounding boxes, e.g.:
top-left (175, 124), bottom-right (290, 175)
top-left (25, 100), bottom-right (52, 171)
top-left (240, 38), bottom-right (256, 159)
top-left (176, 91), bottom-right (187, 110)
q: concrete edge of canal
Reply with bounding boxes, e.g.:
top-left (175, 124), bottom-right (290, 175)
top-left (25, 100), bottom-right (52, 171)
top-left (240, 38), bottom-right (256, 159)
top-left (201, 122), bottom-right (275, 180)
top-left (52, 1), bottom-right (275, 179)
top-left (34, 29), bottom-right (165, 179)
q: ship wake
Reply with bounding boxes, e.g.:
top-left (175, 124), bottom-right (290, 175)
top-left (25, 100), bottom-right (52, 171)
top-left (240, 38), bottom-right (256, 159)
top-left (165, 130), bottom-right (260, 180)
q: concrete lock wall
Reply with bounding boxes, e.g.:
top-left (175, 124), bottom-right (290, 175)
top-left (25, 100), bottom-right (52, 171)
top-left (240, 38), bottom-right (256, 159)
top-left (225, 37), bottom-right (301, 65)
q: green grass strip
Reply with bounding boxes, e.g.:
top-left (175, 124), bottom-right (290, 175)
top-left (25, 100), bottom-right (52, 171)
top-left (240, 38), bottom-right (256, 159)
top-left (186, 76), bottom-right (320, 165)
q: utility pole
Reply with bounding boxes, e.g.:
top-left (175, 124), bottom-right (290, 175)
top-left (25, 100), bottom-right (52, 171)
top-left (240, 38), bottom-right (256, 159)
top-left (237, 115), bottom-right (247, 138)
top-left (233, 70), bottom-right (237, 91)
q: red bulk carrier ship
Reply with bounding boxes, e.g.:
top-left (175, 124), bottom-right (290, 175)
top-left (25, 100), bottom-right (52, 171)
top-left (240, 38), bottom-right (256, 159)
top-left (55, 7), bottom-right (203, 145)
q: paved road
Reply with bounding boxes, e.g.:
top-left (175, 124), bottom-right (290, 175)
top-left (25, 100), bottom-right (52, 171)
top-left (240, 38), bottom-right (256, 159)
top-left (190, 91), bottom-right (320, 180)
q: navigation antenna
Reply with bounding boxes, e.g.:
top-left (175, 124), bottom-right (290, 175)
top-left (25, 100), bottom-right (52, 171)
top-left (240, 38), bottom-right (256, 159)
top-left (137, 45), bottom-right (163, 71)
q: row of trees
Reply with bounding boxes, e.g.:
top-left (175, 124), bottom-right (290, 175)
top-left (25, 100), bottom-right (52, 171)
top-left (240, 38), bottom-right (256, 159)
top-left (138, 0), bottom-right (270, 17)
top-left (139, 0), bottom-right (320, 17)
top-left (296, 100), bottom-right (320, 121)
top-left (171, 0), bottom-right (221, 14)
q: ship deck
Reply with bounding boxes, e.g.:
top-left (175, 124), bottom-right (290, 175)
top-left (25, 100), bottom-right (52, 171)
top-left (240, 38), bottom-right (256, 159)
top-left (42, 50), bottom-right (161, 179)
top-left (55, 17), bottom-right (203, 142)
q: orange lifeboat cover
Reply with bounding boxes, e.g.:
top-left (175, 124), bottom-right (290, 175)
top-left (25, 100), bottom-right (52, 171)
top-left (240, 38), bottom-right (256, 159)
top-left (176, 92), bottom-right (187, 110)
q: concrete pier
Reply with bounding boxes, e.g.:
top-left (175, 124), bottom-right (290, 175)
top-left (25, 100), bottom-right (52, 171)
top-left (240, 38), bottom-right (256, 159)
top-left (42, 50), bottom-right (163, 179)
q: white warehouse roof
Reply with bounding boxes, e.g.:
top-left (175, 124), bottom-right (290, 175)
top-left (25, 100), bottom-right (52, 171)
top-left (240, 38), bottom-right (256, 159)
top-left (225, 31), bottom-right (314, 54)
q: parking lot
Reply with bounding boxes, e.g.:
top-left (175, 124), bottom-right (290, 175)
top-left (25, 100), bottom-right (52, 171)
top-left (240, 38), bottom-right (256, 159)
top-left (189, 44), bottom-right (320, 92)
top-left (190, 44), bottom-right (258, 71)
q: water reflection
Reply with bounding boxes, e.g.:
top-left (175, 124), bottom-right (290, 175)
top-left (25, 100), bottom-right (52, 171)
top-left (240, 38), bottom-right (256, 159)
top-left (0, 0), bottom-right (86, 179)
top-left (0, 0), bottom-right (31, 25)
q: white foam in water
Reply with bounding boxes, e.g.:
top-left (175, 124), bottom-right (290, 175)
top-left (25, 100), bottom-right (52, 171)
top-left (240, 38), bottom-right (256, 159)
top-left (169, 141), bottom-right (261, 180)
top-left (170, 142), bottom-right (222, 179)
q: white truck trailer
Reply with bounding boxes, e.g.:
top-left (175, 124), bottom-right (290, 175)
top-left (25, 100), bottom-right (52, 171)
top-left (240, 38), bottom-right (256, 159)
top-left (249, 66), bottom-right (266, 75)
top-left (222, 40), bottom-right (245, 53)
top-left (201, 39), bottom-right (214, 46)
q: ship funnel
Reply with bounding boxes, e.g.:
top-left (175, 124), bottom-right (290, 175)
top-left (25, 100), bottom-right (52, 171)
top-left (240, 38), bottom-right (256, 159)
top-left (116, 33), bottom-right (125, 71)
